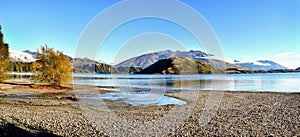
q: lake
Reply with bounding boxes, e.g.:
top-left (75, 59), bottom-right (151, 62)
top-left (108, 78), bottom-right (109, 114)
top-left (7, 72), bottom-right (300, 106)
top-left (72, 73), bottom-right (300, 92)
top-left (8, 72), bottom-right (300, 92)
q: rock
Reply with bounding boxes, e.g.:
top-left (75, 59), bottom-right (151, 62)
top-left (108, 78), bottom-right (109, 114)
top-left (65, 96), bottom-right (78, 101)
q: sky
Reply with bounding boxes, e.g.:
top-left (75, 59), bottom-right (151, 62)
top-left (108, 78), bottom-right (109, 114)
top-left (0, 0), bottom-right (299, 68)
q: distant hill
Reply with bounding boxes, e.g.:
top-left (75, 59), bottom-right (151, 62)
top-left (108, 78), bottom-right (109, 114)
top-left (235, 60), bottom-right (288, 70)
top-left (296, 67), bottom-right (300, 71)
top-left (116, 66), bottom-right (143, 74)
top-left (72, 57), bottom-right (118, 74)
top-left (226, 68), bottom-right (255, 74)
top-left (72, 58), bottom-right (144, 74)
top-left (137, 57), bottom-right (223, 74)
top-left (116, 50), bottom-right (238, 70)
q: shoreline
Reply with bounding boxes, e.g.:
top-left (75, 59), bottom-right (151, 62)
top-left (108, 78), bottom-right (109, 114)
top-left (0, 81), bottom-right (300, 136)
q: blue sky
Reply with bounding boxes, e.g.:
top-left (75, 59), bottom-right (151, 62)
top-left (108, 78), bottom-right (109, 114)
top-left (0, 0), bottom-right (300, 68)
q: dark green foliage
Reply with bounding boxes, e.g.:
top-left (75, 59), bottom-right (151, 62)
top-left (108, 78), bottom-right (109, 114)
top-left (0, 25), bottom-right (10, 82)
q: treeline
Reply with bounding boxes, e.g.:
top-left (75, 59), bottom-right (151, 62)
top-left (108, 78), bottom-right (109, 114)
top-left (8, 62), bottom-right (33, 72)
top-left (10, 61), bottom-right (113, 74)
top-left (226, 68), bottom-right (300, 74)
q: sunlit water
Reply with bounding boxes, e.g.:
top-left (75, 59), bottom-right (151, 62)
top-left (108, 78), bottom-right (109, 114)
top-left (7, 72), bottom-right (300, 107)
top-left (73, 92), bottom-right (186, 107)
top-left (72, 73), bottom-right (300, 92)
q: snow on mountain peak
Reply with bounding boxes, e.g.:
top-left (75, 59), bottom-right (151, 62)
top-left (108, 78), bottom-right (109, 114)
top-left (9, 49), bottom-right (36, 62)
top-left (252, 61), bottom-right (271, 66)
top-left (235, 60), bottom-right (271, 66)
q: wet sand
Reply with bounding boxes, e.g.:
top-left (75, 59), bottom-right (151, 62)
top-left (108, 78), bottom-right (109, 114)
top-left (0, 82), bottom-right (299, 136)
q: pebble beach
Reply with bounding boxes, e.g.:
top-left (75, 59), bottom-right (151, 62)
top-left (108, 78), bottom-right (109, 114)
top-left (0, 83), bottom-right (300, 136)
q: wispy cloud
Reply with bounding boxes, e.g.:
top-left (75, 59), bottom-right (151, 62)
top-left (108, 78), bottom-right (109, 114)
top-left (271, 51), bottom-right (300, 69)
top-left (273, 52), bottom-right (300, 58)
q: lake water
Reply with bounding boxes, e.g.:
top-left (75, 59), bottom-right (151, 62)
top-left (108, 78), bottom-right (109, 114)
top-left (8, 72), bottom-right (300, 92)
top-left (7, 72), bottom-right (300, 106)
top-left (72, 73), bottom-right (300, 92)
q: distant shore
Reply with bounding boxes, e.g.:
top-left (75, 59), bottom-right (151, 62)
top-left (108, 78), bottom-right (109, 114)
top-left (0, 81), bottom-right (299, 136)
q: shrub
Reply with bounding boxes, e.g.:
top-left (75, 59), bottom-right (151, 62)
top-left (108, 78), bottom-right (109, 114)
top-left (32, 45), bottom-right (72, 86)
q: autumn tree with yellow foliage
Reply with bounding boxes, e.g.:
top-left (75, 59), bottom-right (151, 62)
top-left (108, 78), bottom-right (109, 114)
top-left (32, 45), bottom-right (72, 86)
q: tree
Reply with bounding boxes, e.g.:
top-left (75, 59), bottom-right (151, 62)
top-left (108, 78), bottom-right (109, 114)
top-left (32, 45), bottom-right (72, 86)
top-left (0, 25), bottom-right (10, 83)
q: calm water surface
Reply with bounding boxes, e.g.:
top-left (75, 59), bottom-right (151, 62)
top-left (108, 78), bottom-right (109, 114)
top-left (8, 72), bottom-right (300, 106)
top-left (73, 73), bottom-right (300, 92)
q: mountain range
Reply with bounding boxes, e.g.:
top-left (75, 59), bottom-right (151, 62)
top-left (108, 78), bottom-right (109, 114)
top-left (116, 50), bottom-right (208, 69)
top-left (23, 50), bottom-right (36, 58)
top-left (116, 50), bottom-right (289, 71)
top-left (116, 50), bottom-right (238, 70)
top-left (9, 50), bottom-right (115, 74)
top-left (9, 49), bottom-right (296, 73)
top-left (234, 60), bottom-right (288, 70)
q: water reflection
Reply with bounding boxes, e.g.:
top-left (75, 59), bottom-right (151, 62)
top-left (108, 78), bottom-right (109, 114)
top-left (77, 73), bottom-right (300, 92)
top-left (8, 72), bottom-right (300, 92)
top-left (7, 72), bottom-right (32, 80)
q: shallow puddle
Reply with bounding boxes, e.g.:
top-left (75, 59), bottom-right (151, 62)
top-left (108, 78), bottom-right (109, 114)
top-left (74, 92), bottom-right (186, 108)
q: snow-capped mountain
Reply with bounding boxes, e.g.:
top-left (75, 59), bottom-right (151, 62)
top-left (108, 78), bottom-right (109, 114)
top-left (234, 60), bottom-right (288, 70)
top-left (115, 50), bottom-right (289, 71)
top-left (23, 50), bottom-right (36, 58)
top-left (9, 49), bottom-right (36, 62)
top-left (116, 50), bottom-right (239, 70)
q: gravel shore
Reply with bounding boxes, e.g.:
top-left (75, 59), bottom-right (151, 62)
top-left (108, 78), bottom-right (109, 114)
top-left (0, 83), bottom-right (299, 136)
